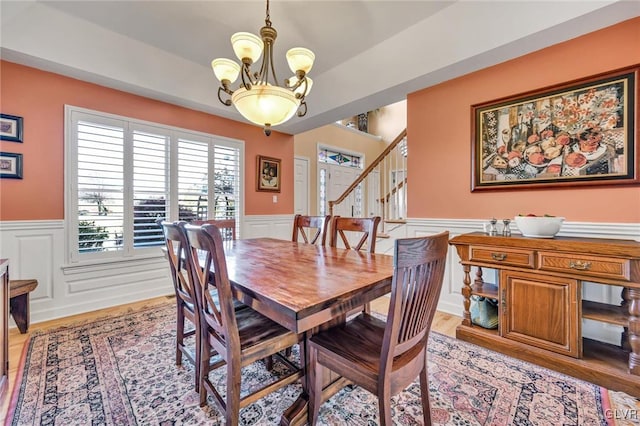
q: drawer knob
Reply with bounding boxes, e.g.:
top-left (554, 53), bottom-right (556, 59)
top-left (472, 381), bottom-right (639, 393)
top-left (491, 253), bottom-right (507, 261)
top-left (569, 260), bottom-right (591, 270)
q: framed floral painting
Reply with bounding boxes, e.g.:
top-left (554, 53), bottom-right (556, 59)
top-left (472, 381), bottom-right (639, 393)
top-left (471, 65), bottom-right (638, 191)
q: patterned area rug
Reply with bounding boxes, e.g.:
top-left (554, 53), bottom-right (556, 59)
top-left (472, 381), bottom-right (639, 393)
top-left (6, 301), bottom-right (636, 425)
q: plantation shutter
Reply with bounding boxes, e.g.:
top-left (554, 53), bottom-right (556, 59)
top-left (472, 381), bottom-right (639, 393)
top-left (132, 128), bottom-right (169, 248)
top-left (177, 138), bottom-right (208, 221)
top-left (212, 143), bottom-right (240, 220)
top-left (76, 119), bottom-right (125, 254)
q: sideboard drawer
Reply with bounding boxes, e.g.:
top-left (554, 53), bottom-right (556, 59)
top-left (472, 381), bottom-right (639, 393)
top-left (469, 245), bottom-right (535, 268)
top-left (538, 251), bottom-right (630, 281)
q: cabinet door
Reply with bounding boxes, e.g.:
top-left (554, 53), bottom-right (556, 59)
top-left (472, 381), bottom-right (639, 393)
top-left (501, 270), bottom-right (581, 358)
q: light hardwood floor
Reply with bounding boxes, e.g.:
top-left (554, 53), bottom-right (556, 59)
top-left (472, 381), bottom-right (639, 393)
top-left (0, 295), bottom-right (461, 422)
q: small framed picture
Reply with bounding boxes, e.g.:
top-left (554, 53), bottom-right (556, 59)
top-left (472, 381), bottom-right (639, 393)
top-left (0, 114), bottom-right (24, 142)
top-left (0, 152), bottom-right (23, 179)
top-left (256, 155), bottom-right (281, 192)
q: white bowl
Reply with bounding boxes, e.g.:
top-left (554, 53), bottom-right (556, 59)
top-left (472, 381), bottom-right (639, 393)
top-left (514, 216), bottom-right (564, 238)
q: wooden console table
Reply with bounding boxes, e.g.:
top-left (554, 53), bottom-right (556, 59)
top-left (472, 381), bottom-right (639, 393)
top-left (449, 232), bottom-right (640, 397)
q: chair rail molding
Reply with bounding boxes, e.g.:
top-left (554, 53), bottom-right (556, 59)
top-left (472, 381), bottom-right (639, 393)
top-left (0, 219), bottom-right (64, 231)
top-left (406, 218), bottom-right (640, 240)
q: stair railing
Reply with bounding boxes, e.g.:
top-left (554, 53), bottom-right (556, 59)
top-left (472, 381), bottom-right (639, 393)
top-left (328, 128), bottom-right (407, 233)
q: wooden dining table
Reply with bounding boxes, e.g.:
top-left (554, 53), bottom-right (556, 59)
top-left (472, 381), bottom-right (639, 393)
top-left (219, 237), bottom-right (395, 425)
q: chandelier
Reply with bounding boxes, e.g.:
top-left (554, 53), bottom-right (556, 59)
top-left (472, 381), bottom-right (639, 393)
top-left (211, 0), bottom-right (315, 136)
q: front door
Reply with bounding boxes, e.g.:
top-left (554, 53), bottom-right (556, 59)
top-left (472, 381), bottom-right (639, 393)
top-left (321, 163), bottom-right (361, 217)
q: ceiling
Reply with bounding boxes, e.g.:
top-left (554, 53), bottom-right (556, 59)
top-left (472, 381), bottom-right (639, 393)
top-left (1, 1), bottom-right (638, 135)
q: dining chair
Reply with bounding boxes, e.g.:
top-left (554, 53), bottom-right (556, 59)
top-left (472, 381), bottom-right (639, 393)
top-left (183, 223), bottom-right (303, 423)
top-left (190, 219), bottom-right (280, 368)
top-left (329, 215), bottom-right (382, 313)
top-left (329, 216), bottom-right (381, 252)
top-left (191, 218), bottom-right (236, 241)
top-left (308, 231), bottom-right (450, 426)
top-left (157, 219), bottom-right (202, 392)
top-left (292, 214), bottom-right (331, 245)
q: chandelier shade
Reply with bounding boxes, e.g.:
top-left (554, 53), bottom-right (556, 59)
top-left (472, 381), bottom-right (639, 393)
top-left (231, 32), bottom-right (264, 64)
top-left (211, 0), bottom-right (314, 135)
top-left (231, 85), bottom-right (300, 127)
top-left (286, 48), bottom-right (315, 74)
top-left (211, 58), bottom-right (240, 84)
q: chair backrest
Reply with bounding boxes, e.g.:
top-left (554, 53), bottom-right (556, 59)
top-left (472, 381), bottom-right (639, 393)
top-left (329, 216), bottom-right (381, 253)
top-left (292, 214), bottom-right (331, 245)
top-left (157, 219), bottom-right (197, 306)
top-left (382, 232), bottom-right (449, 367)
top-left (191, 218), bottom-right (236, 241)
top-left (183, 223), bottom-right (240, 360)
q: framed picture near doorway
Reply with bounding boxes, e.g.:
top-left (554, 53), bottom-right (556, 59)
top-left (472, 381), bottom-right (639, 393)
top-left (257, 155), bottom-right (281, 192)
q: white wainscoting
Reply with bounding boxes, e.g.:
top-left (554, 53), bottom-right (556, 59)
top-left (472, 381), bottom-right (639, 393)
top-left (1, 216), bottom-right (637, 345)
top-left (0, 220), bottom-right (174, 326)
top-left (242, 215), bottom-right (294, 240)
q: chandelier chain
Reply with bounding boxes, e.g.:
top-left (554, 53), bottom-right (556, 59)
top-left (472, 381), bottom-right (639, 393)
top-left (265, 0), bottom-right (271, 26)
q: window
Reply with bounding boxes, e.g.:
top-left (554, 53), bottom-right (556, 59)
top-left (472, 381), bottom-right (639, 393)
top-left (318, 147), bottom-right (361, 168)
top-left (66, 106), bottom-right (243, 264)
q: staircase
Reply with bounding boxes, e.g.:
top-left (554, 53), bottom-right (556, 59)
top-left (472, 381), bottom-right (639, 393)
top-left (328, 128), bottom-right (408, 240)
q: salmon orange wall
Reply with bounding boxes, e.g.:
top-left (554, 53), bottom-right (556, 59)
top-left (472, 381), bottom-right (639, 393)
top-left (0, 61), bottom-right (294, 220)
top-left (408, 17), bottom-right (640, 223)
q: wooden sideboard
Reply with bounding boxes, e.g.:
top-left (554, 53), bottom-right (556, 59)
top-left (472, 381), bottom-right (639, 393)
top-left (0, 259), bottom-right (8, 400)
top-left (449, 232), bottom-right (640, 397)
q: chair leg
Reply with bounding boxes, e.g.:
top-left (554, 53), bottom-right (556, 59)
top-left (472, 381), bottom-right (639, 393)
top-left (226, 361), bottom-right (242, 426)
top-left (194, 319), bottom-right (201, 393)
top-left (199, 334), bottom-right (210, 407)
top-left (176, 305), bottom-right (184, 366)
top-left (419, 365), bottom-right (433, 426)
top-left (378, 383), bottom-right (392, 426)
top-left (264, 355), bottom-right (274, 371)
top-left (308, 346), bottom-right (322, 425)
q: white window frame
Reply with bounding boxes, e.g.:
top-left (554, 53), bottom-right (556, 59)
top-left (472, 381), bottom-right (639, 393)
top-left (64, 105), bottom-right (244, 266)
